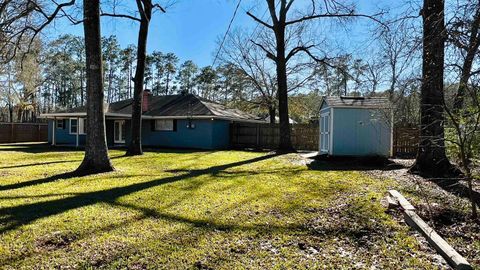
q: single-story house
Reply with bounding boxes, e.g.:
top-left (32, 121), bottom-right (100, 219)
top-left (40, 92), bottom-right (265, 150)
top-left (319, 96), bottom-right (392, 157)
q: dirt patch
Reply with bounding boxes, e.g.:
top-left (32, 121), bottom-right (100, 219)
top-left (35, 231), bottom-right (78, 251)
top-left (365, 159), bottom-right (480, 268)
top-left (80, 239), bottom-right (130, 268)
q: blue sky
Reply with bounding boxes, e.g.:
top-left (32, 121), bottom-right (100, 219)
top-left (47, 0), bottom-right (257, 67)
top-left (45, 0), bottom-right (405, 67)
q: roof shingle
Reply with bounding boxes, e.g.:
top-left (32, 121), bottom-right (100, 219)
top-left (50, 94), bottom-right (262, 121)
top-left (323, 96), bottom-right (390, 108)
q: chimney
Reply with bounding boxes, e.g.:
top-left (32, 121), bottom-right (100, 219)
top-left (142, 89), bottom-right (151, 112)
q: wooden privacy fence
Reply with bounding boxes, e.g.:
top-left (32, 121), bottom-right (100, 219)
top-left (393, 127), bottom-right (419, 157)
top-left (230, 123), bottom-right (319, 151)
top-left (230, 122), bottom-right (420, 156)
top-left (0, 122), bottom-right (48, 143)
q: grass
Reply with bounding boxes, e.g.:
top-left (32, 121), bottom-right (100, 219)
top-left (0, 144), bottom-right (442, 269)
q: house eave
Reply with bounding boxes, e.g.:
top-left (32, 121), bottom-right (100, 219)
top-left (40, 113), bottom-right (265, 123)
top-left (150, 115), bottom-right (266, 123)
top-left (328, 106), bottom-right (392, 109)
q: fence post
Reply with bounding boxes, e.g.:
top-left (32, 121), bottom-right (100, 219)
top-left (10, 123), bottom-right (14, 143)
top-left (256, 124), bottom-right (260, 148)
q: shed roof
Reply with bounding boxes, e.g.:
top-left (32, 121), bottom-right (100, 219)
top-left (322, 96), bottom-right (390, 109)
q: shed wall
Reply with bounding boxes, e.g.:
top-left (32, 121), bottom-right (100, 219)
top-left (332, 108), bottom-right (391, 156)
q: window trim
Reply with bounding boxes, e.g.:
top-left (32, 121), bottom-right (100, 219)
top-left (69, 118), bottom-right (86, 135)
top-left (154, 119), bottom-right (176, 132)
top-left (56, 119), bottom-right (64, 129)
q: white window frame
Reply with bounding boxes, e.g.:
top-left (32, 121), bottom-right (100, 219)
top-left (70, 118), bottom-right (86, 135)
top-left (154, 119), bottom-right (174, 131)
top-left (56, 119), bottom-right (64, 129)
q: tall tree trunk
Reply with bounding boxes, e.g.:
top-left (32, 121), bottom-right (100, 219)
top-left (76, 0), bottom-right (114, 175)
top-left (126, 0), bottom-right (152, 156)
top-left (80, 69), bottom-right (84, 106)
top-left (410, 0), bottom-right (455, 177)
top-left (274, 18), bottom-right (293, 151)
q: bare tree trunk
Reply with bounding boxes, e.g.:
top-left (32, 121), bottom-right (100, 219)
top-left (453, 6), bottom-right (480, 111)
top-left (410, 0), bottom-right (455, 177)
top-left (76, 0), bottom-right (114, 175)
top-left (126, 0), bottom-right (152, 156)
top-left (80, 69), bottom-right (84, 106)
top-left (273, 12), bottom-right (293, 151)
top-left (269, 105), bottom-right (276, 124)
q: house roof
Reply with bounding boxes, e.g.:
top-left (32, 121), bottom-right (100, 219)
top-left (322, 96), bottom-right (391, 109)
top-left (41, 94), bottom-right (264, 122)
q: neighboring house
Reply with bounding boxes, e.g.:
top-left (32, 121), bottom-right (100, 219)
top-left (40, 92), bottom-right (265, 150)
top-left (319, 96), bottom-right (392, 157)
top-left (263, 116), bottom-right (297, 124)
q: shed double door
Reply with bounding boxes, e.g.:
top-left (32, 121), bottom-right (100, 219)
top-left (320, 113), bottom-right (330, 152)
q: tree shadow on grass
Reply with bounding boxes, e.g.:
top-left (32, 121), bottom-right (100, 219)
top-left (307, 156), bottom-right (405, 172)
top-left (0, 144), bottom-right (78, 154)
top-left (0, 153), bottom-right (279, 234)
top-left (429, 178), bottom-right (480, 208)
top-left (0, 160), bottom-right (81, 169)
top-left (0, 172), bottom-right (80, 192)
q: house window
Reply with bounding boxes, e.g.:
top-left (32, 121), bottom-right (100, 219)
top-left (154, 119), bottom-right (175, 131)
top-left (56, 119), bottom-right (64, 129)
top-left (70, 118), bottom-right (86, 134)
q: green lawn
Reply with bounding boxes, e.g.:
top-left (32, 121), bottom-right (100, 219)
top-left (0, 144), bottom-right (440, 269)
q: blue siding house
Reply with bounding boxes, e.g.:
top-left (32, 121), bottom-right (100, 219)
top-left (319, 96), bottom-right (392, 157)
top-left (41, 92), bottom-right (264, 150)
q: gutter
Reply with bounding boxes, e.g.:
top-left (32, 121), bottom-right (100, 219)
top-left (39, 113), bottom-right (266, 124)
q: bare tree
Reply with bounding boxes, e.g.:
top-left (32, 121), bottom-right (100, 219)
top-left (100, 0), bottom-right (168, 156)
top-left (76, 0), bottom-right (114, 174)
top-left (246, 0), bottom-right (382, 151)
top-left (410, 0), bottom-right (457, 177)
top-left (219, 29), bottom-right (278, 123)
top-left (126, 0), bottom-right (154, 156)
top-left (449, 0), bottom-right (480, 111)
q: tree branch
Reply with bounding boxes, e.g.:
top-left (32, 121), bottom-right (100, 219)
top-left (250, 40), bottom-right (276, 61)
top-left (286, 44), bottom-right (315, 61)
top-left (285, 12), bottom-right (386, 28)
top-left (246, 11), bottom-right (274, 29)
top-left (101, 12), bottom-right (141, 22)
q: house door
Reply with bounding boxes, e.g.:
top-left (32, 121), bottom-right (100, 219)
top-left (320, 113), bottom-right (330, 152)
top-left (114, 120), bottom-right (126, 144)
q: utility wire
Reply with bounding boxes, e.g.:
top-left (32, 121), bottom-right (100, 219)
top-left (212, 0), bottom-right (243, 67)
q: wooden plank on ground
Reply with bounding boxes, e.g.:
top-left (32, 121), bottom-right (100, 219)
top-left (404, 210), bottom-right (472, 270)
top-left (388, 190), bottom-right (415, 211)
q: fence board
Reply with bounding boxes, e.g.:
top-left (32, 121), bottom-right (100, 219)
top-left (230, 123), bottom-right (319, 151)
top-left (0, 123), bottom-right (48, 143)
top-left (393, 127), bottom-right (419, 157)
top-left (231, 122), bottom-right (419, 156)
